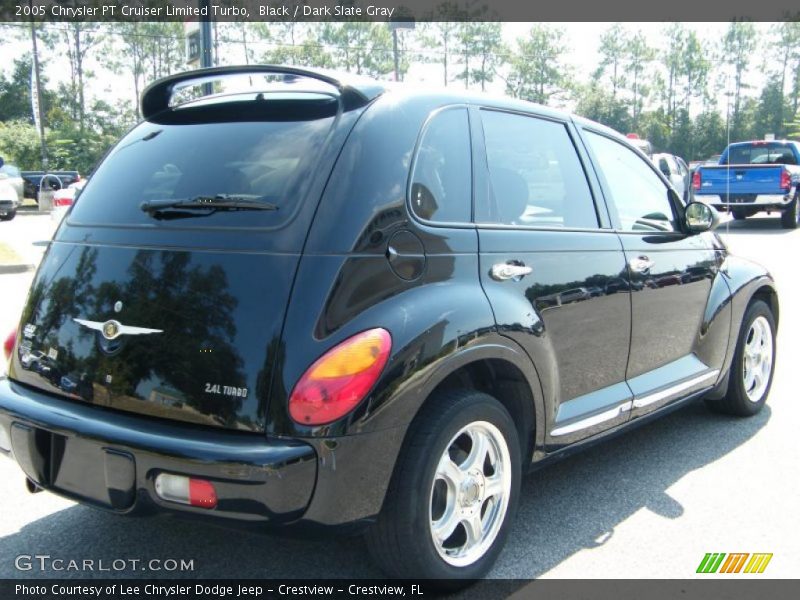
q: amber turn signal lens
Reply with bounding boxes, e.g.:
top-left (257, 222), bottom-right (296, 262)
top-left (289, 328), bottom-right (392, 426)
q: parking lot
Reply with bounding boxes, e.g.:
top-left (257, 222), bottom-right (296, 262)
top-left (0, 212), bottom-right (797, 580)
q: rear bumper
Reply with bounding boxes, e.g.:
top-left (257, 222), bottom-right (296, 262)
top-left (0, 377), bottom-right (318, 525)
top-left (697, 193), bottom-right (793, 210)
top-left (0, 200), bottom-right (19, 213)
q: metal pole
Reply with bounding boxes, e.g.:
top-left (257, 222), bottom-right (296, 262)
top-left (29, 7), bottom-right (47, 169)
top-left (392, 28), bottom-right (400, 82)
top-left (200, 0), bottom-right (213, 94)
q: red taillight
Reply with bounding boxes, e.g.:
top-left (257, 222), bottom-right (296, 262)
top-left (154, 473), bottom-right (217, 509)
top-left (74, 175), bottom-right (81, 182)
top-left (692, 170), bottom-right (702, 191)
top-left (188, 479), bottom-right (217, 508)
top-left (53, 195), bottom-right (73, 208)
top-left (3, 329), bottom-right (16, 362)
top-left (780, 168), bottom-right (791, 191)
top-left (289, 328), bottom-right (392, 426)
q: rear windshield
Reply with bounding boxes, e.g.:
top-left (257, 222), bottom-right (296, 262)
top-left (724, 143), bottom-right (797, 166)
top-left (68, 115), bottom-right (334, 228)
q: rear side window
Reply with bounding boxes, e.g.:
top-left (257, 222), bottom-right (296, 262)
top-left (69, 115), bottom-right (335, 228)
top-left (585, 131), bottom-right (676, 233)
top-left (409, 107), bottom-right (472, 224)
top-left (0, 165), bottom-right (20, 177)
top-left (725, 143), bottom-right (797, 165)
top-left (478, 110), bottom-right (598, 229)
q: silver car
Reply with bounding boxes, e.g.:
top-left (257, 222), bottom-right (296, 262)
top-left (653, 153), bottom-right (691, 202)
top-left (0, 164), bottom-right (24, 202)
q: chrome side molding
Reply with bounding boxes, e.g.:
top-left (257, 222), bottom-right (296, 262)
top-left (632, 370), bottom-right (719, 409)
top-left (550, 400), bottom-right (632, 437)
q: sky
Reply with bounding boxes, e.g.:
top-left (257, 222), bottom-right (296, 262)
top-left (0, 21), bottom-right (771, 120)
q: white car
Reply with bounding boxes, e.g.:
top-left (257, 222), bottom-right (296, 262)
top-left (0, 164), bottom-right (24, 202)
top-left (653, 153), bottom-right (691, 202)
top-left (0, 178), bottom-right (19, 221)
top-left (51, 180), bottom-right (86, 222)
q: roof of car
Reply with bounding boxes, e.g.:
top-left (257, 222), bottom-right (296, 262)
top-left (727, 140), bottom-right (798, 146)
top-left (144, 65), bottom-right (627, 134)
top-left (379, 83), bottom-right (630, 141)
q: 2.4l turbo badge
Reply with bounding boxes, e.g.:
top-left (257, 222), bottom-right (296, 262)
top-left (204, 383), bottom-right (248, 398)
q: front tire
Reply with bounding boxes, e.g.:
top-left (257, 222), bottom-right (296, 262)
top-left (707, 300), bottom-right (776, 416)
top-left (781, 196), bottom-right (798, 229)
top-left (0, 209), bottom-right (16, 221)
top-left (365, 389), bottom-right (521, 586)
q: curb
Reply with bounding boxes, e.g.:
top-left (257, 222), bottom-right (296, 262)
top-left (0, 264), bottom-right (35, 275)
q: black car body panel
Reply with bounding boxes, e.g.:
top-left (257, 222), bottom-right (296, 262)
top-left (0, 378), bottom-right (316, 522)
top-left (10, 95), bottom-right (365, 433)
top-left (0, 68), bottom-right (778, 535)
top-left (8, 243), bottom-right (299, 431)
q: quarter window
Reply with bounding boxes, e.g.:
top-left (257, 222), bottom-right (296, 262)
top-left (409, 107), bottom-right (472, 224)
top-left (585, 132), bottom-right (677, 233)
top-left (479, 110), bottom-right (598, 229)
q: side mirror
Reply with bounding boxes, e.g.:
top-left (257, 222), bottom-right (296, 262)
top-left (685, 202), bottom-right (719, 233)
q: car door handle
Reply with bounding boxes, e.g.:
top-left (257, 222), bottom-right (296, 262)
top-left (491, 262), bottom-right (532, 281)
top-left (629, 256), bottom-right (655, 274)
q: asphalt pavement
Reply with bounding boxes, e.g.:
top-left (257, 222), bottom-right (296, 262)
top-left (0, 213), bottom-right (797, 580)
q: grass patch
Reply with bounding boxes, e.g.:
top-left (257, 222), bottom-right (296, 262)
top-left (0, 242), bottom-right (26, 266)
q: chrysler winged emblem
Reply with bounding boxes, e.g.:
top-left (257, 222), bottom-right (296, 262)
top-left (73, 318), bottom-right (163, 341)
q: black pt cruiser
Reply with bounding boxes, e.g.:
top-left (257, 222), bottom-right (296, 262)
top-left (0, 66), bottom-right (779, 584)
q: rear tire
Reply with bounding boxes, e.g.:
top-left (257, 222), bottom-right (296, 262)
top-left (706, 300), bottom-right (775, 416)
top-left (0, 209), bottom-right (16, 221)
top-left (781, 196), bottom-right (798, 229)
top-left (365, 389), bottom-right (521, 587)
top-left (731, 209), bottom-right (748, 221)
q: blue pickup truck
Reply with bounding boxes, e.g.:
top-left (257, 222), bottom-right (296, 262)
top-left (692, 140), bottom-right (800, 229)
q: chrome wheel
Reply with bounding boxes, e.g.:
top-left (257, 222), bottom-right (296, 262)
top-left (743, 315), bottom-right (773, 403)
top-left (429, 421), bottom-right (511, 567)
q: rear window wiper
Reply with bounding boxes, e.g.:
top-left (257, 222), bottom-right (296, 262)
top-left (140, 194), bottom-right (278, 215)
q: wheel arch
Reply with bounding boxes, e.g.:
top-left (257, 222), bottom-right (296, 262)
top-left (406, 336), bottom-right (546, 466)
top-left (707, 256), bottom-right (779, 400)
top-left (751, 284), bottom-right (779, 328)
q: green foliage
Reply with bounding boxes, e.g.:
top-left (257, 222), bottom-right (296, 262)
top-left (0, 120), bottom-right (43, 169)
top-left (418, 21), bottom-right (461, 86)
top-left (626, 32), bottom-right (655, 130)
top-left (454, 22), bottom-right (502, 91)
top-left (3, 20), bottom-right (800, 171)
top-left (575, 85), bottom-right (631, 134)
top-left (753, 74), bottom-right (791, 139)
top-left (505, 25), bottom-right (572, 105)
top-left (692, 110), bottom-right (728, 160)
top-left (0, 55), bottom-right (52, 124)
top-left (594, 24), bottom-right (628, 99)
top-left (786, 111), bottom-right (800, 140)
top-left (723, 21), bottom-right (758, 140)
top-left (256, 23), bottom-right (336, 69)
top-left (318, 23), bottom-right (395, 78)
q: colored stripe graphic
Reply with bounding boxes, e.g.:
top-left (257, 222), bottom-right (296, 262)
top-left (697, 553), bottom-right (726, 573)
top-left (698, 552), bottom-right (773, 574)
top-left (744, 553), bottom-right (773, 574)
top-left (720, 553), bottom-right (749, 573)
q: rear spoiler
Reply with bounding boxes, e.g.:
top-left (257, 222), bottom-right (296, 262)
top-left (141, 65), bottom-right (386, 120)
